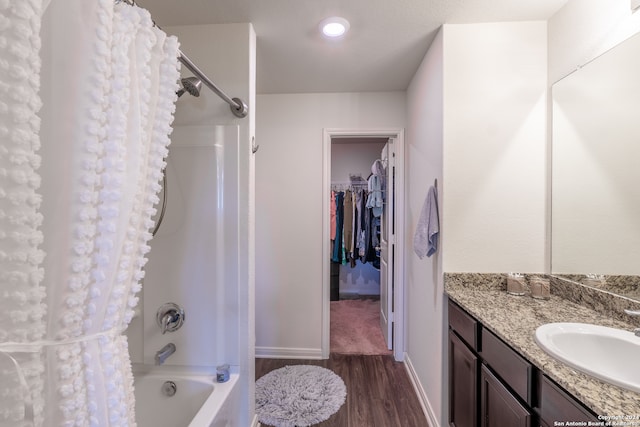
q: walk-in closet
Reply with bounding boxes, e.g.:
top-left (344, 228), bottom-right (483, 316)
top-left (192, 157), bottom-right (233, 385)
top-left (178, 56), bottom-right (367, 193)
top-left (329, 137), bottom-right (392, 356)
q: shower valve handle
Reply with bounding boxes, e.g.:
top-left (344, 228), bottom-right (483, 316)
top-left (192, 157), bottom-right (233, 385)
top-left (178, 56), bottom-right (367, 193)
top-left (156, 303), bottom-right (185, 334)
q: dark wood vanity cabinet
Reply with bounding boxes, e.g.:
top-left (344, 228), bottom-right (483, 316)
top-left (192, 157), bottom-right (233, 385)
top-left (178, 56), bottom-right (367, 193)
top-left (449, 303), bottom-right (480, 427)
top-left (480, 365), bottom-right (532, 427)
top-left (448, 300), bottom-right (480, 427)
top-left (479, 327), bottom-right (533, 427)
top-left (537, 374), bottom-right (599, 427)
top-left (448, 298), bottom-right (598, 427)
top-left (449, 330), bottom-right (478, 427)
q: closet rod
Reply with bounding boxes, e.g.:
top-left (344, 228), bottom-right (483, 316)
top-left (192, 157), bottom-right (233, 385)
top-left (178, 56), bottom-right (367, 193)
top-left (115, 0), bottom-right (249, 118)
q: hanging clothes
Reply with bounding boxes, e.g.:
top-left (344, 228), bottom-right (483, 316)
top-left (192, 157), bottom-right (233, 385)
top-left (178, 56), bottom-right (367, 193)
top-left (343, 189), bottom-right (353, 260)
top-left (357, 188), bottom-right (367, 259)
top-left (330, 184), bottom-right (382, 268)
top-left (363, 206), bottom-right (379, 264)
top-left (366, 159), bottom-right (384, 217)
top-left (330, 190), bottom-right (337, 240)
top-left (331, 191), bottom-right (344, 263)
top-left (348, 190), bottom-right (358, 267)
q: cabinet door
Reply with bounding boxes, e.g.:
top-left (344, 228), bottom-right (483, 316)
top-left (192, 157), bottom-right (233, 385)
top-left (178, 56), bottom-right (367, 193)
top-left (538, 375), bottom-right (598, 425)
top-left (449, 330), bottom-right (478, 427)
top-left (480, 365), bottom-right (531, 427)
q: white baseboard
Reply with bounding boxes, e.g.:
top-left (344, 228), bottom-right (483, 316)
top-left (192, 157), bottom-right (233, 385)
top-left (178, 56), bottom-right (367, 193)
top-left (404, 352), bottom-right (441, 427)
top-left (255, 346), bottom-right (323, 359)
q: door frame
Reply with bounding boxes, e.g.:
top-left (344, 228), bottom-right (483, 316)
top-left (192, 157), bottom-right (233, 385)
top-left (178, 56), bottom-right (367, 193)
top-left (322, 128), bottom-right (405, 361)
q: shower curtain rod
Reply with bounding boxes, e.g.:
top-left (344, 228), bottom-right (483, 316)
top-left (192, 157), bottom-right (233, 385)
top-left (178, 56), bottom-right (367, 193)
top-left (116, 0), bottom-right (249, 118)
top-left (177, 52), bottom-right (249, 118)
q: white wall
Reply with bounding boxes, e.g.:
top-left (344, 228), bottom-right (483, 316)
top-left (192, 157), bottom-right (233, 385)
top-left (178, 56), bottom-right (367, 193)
top-left (548, 0), bottom-right (640, 83)
top-left (442, 22), bottom-right (548, 274)
top-left (331, 142), bottom-right (385, 184)
top-left (405, 28), bottom-right (445, 427)
top-left (404, 21), bottom-right (548, 427)
top-left (255, 92), bottom-right (406, 357)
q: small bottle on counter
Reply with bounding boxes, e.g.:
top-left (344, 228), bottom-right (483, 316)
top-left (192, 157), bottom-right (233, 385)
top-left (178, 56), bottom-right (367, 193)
top-left (506, 273), bottom-right (527, 296)
top-left (216, 364), bottom-right (230, 383)
top-left (530, 276), bottom-right (550, 300)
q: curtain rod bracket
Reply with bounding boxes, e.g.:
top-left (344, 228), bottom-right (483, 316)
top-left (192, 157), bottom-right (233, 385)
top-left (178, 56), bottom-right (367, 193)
top-left (231, 97), bottom-right (249, 118)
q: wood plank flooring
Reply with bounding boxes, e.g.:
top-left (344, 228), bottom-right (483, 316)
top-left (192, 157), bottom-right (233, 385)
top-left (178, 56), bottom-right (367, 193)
top-left (255, 354), bottom-right (430, 427)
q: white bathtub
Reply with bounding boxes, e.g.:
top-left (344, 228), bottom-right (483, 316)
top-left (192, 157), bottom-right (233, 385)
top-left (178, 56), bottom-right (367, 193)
top-left (134, 370), bottom-right (240, 427)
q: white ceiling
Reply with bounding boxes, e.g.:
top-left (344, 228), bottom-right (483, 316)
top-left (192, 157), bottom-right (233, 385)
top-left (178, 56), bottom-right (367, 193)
top-left (137, 0), bottom-right (569, 94)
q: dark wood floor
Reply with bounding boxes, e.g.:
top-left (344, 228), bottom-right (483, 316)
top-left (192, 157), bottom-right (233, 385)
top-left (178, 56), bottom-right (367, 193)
top-left (255, 354), bottom-right (430, 427)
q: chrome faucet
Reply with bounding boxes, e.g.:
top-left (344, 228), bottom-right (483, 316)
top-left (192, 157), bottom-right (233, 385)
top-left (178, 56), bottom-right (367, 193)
top-left (155, 343), bottom-right (176, 365)
top-left (156, 303), bottom-right (185, 334)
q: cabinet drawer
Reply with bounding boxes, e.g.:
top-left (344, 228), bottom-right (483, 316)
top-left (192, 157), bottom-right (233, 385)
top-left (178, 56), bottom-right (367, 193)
top-left (539, 375), bottom-right (598, 425)
top-left (480, 328), bottom-right (533, 405)
top-left (449, 299), bottom-right (479, 350)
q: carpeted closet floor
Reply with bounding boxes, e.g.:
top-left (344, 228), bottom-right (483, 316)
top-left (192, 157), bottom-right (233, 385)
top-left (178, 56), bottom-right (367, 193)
top-left (330, 299), bottom-right (392, 355)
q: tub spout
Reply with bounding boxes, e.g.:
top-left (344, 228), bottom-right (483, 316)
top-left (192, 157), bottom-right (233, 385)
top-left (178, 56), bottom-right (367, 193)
top-left (155, 343), bottom-right (176, 365)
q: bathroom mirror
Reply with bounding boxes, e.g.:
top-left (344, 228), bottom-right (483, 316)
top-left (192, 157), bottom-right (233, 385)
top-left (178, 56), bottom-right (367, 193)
top-left (551, 31), bottom-right (640, 301)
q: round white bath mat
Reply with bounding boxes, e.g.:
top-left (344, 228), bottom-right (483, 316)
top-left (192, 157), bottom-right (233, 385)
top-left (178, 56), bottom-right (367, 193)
top-left (255, 365), bottom-right (347, 427)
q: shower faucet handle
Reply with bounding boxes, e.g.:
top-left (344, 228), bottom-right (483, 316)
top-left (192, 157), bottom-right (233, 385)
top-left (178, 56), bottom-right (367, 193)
top-left (156, 303), bottom-right (185, 334)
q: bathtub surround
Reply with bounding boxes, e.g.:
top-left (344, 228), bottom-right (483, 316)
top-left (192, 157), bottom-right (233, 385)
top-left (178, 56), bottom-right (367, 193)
top-left (0, 0), bottom-right (180, 425)
top-left (170, 23), bottom-right (257, 426)
top-left (135, 126), bottom-right (241, 368)
top-left (124, 22), bottom-right (257, 427)
top-left (133, 370), bottom-right (240, 427)
top-left (134, 373), bottom-right (216, 426)
top-left (445, 273), bottom-right (640, 416)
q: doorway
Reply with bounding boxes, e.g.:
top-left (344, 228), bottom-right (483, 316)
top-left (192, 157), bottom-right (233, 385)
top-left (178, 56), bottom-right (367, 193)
top-left (322, 129), bottom-right (405, 361)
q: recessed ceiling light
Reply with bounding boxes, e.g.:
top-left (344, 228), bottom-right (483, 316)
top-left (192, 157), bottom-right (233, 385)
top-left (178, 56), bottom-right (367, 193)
top-left (320, 17), bottom-right (350, 38)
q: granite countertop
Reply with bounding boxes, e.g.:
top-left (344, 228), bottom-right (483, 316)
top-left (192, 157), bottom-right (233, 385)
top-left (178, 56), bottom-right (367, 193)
top-left (445, 274), bottom-right (640, 418)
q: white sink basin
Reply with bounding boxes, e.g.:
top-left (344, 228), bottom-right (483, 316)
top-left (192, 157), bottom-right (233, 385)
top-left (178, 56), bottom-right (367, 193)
top-left (535, 322), bottom-right (640, 393)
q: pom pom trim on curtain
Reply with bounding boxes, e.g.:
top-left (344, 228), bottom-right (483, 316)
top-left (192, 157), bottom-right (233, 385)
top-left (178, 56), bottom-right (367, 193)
top-left (0, 0), bottom-right (181, 425)
top-left (0, 0), bottom-right (47, 425)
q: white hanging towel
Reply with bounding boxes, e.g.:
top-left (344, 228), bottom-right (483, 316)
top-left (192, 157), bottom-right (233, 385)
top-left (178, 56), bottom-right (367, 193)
top-left (413, 185), bottom-right (440, 258)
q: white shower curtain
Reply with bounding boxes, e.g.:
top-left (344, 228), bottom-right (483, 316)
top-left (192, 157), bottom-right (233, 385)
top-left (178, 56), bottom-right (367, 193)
top-left (0, 0), bottom-right (180, 425)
